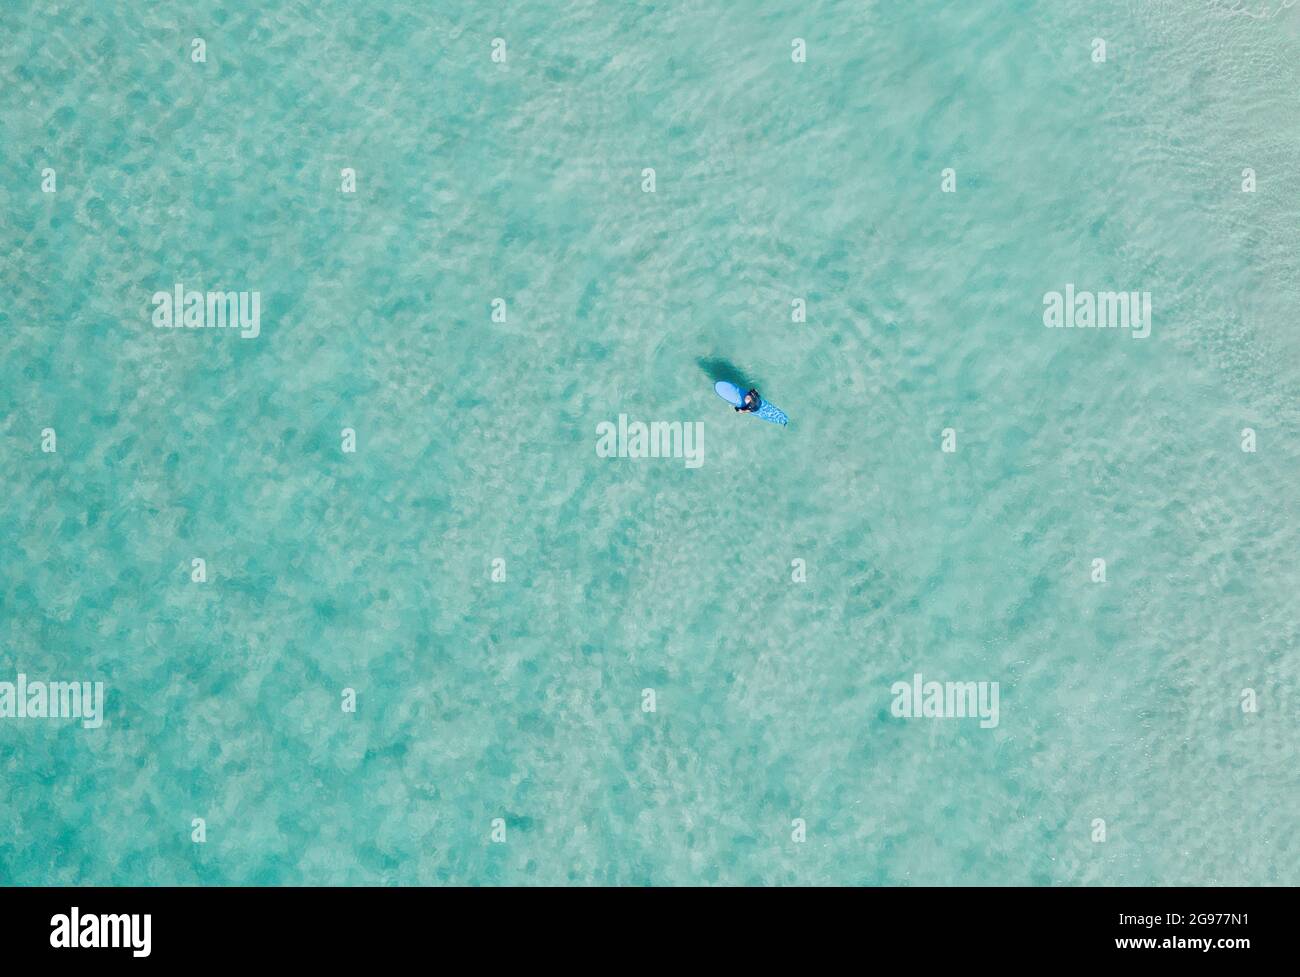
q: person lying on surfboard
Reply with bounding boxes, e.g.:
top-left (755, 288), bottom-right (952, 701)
top-left (713, 379), bottom-right (788, 425)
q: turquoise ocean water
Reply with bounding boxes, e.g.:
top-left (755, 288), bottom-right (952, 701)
top-left (1, 1), bottom-right (1297, 885)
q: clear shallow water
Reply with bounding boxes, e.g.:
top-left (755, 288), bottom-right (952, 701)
top-left (1, 1), bottom-right (1297, 885)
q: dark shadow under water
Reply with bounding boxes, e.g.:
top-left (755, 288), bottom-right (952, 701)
top-left (696, 356), bottom-right (760, 391)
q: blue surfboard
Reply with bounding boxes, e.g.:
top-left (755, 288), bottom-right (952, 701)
top-left (714, 381), bottom-right (788, 426)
